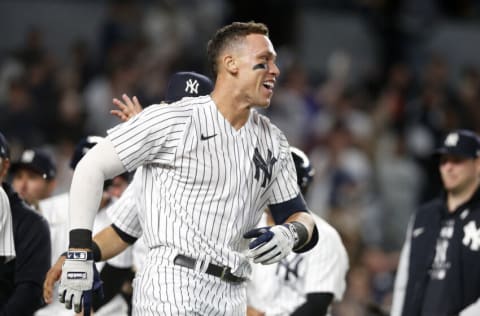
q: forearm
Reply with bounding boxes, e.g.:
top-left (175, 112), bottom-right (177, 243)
top-left (291, 293), bottom-right (333, 316)
top-left (93, 226), bottom-right (130, 261)
top-left (285, 212), bottom-right (315, 242)
top-left (69, 139), bottom-right (125, 237)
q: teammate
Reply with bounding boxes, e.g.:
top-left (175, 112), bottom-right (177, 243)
top-left (0, 133), bottom-right (15, 264)
top-left (0, 131), bottom-right (51, 315)
top-left (58, 22), bottom-right (318, 315)
top-left (391, 129), bottom-right (480, 316)
top-left (38, 136), bottom-right (133, 316)
top-left (247, 147), bottom-right (349, 316)
top-left (10, 148), bottom-right (57, 210)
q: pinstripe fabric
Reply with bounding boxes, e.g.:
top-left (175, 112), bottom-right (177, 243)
top-left (106, 95), bottom-right (300, 314)
top-left (0, 186), bottom-right (15, 262)
top-left (247, 213), bottom-right (348, 315)
top-left (106, 169), bottom-right (144, 239)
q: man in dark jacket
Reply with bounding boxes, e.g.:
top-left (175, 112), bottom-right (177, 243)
top-left (392, 129), bottom-right (480, 316)
top-left (0, 131), bottom-right (51, 315)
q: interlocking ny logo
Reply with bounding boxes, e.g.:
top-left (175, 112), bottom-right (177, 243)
top-left (276, 255), bottom-right (303, 281)
top-left (185, 79), bottom-right (199, 94)
top-left (463, 221), bottom-right (480, 251)
top-left (445, 132), bottom-right (459, 147)
top-left (253, 148), bottom-right (277, 188)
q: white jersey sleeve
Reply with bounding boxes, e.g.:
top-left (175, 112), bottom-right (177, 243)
top-left (0, 186), bottom-right (15, 262)
top-left (106, 169), bottom-right (143, 238)
top-left (39, 193), bottom-right (70, 265)
top-left (106, 101), bottom-right (194, 171)
top-left (304, 213), bottom-right (348, 300)
top-left (247, 213), bottom-right (348, 315)
top-left (263, 120), bottom-right (300, 205)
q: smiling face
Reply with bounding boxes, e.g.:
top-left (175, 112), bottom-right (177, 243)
top-left (234, 34), bottom-right (280, 108)
top-left (439, 155), bottom-right (480, 194)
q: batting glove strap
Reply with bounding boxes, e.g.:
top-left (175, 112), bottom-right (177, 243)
top-left (244, 224), bottom-right (296, 265)
top-left (290, 221), bottom-right (309, 251)
top-left (59, 252), bottom-right (103, 316)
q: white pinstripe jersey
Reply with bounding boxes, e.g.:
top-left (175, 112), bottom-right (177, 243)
top-left (247, 213), bottom-right (349, 316)
top-left (106, 95), bottom-right (300, 277)
top-left (106, 169), bottom-right (146, 271)
top-left (0, 186), bottom-right (15, 262)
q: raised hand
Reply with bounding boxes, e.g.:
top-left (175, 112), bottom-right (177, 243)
top-left (111, 94), bottom-right (143, 122)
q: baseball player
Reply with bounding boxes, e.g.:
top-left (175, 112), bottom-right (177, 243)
top-left (0, 131), bottom-right (52, 315)
top-left (0, 134), bottom-right (15, 264)
top-left (58, 21), bottom-right (318, 315)
top-left (10, 148), bottom-right (57, 210)
top-left (38, 136), bottom-right (134, 316)
top-left (43, 71), bottom-right (215, 313)
top-left (247, 147), bottom-right (349, 316)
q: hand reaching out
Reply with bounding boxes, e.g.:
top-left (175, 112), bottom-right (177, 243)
top-left (111, 94), bottom-right (143, 122)
top-left (43, 254), bottom-right (66, 304)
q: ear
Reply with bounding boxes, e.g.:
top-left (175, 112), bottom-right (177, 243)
top-left (223, 54), bottom-right (239, 75)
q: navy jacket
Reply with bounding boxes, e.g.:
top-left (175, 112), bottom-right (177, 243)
top-left (402, 187), bottom-right (480, 316)
top-left (0, 182), bottom-right (51, 316)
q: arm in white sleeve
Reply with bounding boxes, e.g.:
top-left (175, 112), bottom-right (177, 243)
top-left (69, 139), bottom-right (126, 232)
top-left (390, 216), bottom-right (414, 316)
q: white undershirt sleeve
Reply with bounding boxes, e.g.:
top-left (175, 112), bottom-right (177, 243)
top-left (69, 139), bottom-right (126, 231)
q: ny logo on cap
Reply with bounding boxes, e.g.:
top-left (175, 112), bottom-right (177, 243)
top-left (21, 150), bottom-right (35, 163)
top-left (445, 133), bottom-right (459, 147)
top-left (185, 79), bottom-right (199, 94)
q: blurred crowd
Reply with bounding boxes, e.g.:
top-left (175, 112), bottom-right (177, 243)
top-left (2, 1), bottom-right (480, 315)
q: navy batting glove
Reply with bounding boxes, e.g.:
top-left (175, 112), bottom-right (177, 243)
top-left (244, 224), bottom-right (298, 265)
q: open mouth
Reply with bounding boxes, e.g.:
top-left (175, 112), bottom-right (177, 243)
top-left (263, 81), bottom-right (275, 91)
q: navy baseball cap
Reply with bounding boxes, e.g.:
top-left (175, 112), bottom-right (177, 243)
top-left (11, 149), bottom-right (56, 180)
top-left (165, 71), bottom-right (213, 103)
top-left (0, 132), bottom-right (9, 159)
top-left (435, 129), bottom-right (480, 159)
top-left (70, 136), bottom-right (104, 169)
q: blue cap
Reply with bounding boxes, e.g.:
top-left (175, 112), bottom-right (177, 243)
top-left (11, 149), bottom-right (56, 180)
top-left (165, 72), bottom-right (213, 103)
top-left (435, 129), bottom-right (480, 159)
top-left (70, 136), bottom-right (104, 169)
top-left (0, 132), bottom-right (9, 159)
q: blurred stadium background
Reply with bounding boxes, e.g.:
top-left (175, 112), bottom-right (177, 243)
top-left (2, 0), bottom-right (480, 315)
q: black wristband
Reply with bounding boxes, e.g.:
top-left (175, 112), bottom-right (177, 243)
top-left (92, 241), bottom-right (102, 262)
top-left (291, 221), bottom-right (309, 251)
top-left (69, 229), bottom-right (93, 249)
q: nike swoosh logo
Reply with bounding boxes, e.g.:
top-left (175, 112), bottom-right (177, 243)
top-left (201, 133), bottom-right (217, 141)
top-left (413, 227), bottom-right (424, 238)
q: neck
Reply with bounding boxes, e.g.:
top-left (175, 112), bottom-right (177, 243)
top-left (210, 81), bottom-right (251, 130)
top-left (447, 181), bottom-right (479, 212)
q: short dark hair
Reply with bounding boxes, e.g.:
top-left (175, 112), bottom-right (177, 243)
top-left (207, 21), bottom-right (269, 77)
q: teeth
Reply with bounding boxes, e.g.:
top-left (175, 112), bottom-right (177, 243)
top-left (264, 82), bottom-right (274, 89)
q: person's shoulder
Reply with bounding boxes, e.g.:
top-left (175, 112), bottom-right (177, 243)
top-left (39, 192), bottom-right (69, 223)
top-left (253, 110), bottom-right (289, 146)
top-left (159, 95), bottom-right (211, 110)
top-left (312, 213), bottom-right (346, 250)
top-left (12, 200), bottom-right (50, 238)
top-left (0, 185), bottom-right (8, 205)
top-left (417, 197), bottom-right (444, 215)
